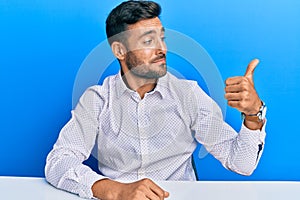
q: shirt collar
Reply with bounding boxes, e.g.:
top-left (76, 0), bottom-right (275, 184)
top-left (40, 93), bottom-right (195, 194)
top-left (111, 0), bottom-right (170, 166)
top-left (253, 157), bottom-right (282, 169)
top-left (115, 71), bottom-right (130, 99)
top-left (115, 71), bottom-right (173, 100)
top-left (152, 72), bottom-right (173, 100)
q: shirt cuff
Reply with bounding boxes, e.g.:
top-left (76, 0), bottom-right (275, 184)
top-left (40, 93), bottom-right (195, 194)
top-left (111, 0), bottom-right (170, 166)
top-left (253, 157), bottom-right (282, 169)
top-left (240, 119), bottom-right (267, 144)
top-left (77, 167), bottom-right (108, 199)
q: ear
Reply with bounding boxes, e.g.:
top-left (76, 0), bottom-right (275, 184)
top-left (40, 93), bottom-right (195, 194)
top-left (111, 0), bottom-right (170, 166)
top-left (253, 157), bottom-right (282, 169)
top-left (111, 41), bottom-right (126, 60)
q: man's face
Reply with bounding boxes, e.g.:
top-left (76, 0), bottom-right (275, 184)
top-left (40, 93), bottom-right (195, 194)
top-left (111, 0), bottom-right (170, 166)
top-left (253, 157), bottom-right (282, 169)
top-left (123, 17), bottom-right (167, 79)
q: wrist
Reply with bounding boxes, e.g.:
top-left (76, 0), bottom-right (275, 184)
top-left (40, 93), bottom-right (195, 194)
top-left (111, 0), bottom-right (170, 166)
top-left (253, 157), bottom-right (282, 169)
top-left (92, 178), bottom-right (119, 199)
top-left (241, 101), bottom-right (267, 130)
top-left (241, 101), bottom-right (267, 123)
top-left (243, 118), bottom-right (265, 130)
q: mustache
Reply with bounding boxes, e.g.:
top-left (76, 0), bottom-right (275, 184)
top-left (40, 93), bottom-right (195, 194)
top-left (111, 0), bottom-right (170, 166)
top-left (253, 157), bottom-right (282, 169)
top-left (151, 54), bottom-right (166, 63)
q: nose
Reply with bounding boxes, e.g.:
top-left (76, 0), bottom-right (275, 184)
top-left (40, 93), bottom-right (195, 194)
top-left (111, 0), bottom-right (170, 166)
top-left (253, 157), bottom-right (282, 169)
top-left (156, 37), bottom-right (167, 54)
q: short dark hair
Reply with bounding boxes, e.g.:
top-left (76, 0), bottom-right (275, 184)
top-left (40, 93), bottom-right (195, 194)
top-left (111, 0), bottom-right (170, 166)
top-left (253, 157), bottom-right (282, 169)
top-left (105, 0), bottom-right (161, 45)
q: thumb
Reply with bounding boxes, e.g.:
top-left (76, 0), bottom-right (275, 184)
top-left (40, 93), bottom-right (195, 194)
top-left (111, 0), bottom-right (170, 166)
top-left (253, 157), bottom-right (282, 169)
top-left (244, 58), bottom-right (259, 84)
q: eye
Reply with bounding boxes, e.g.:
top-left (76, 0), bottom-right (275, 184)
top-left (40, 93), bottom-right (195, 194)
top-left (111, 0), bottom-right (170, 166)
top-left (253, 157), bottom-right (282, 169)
top-left (143, 38), bottom-right (153, 45)
top-left (161, 36), bottom-right (166, 42)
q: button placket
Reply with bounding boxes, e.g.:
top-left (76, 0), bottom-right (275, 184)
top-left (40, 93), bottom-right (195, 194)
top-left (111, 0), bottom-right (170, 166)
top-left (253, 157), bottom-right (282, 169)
top-left (137, 99), bottom-right (149, 179)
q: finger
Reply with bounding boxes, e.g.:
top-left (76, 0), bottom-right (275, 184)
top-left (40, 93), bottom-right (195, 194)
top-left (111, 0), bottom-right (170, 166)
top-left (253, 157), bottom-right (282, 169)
top-left (225, 93), bottom-right (243, 101)
top-left (145, 190), bottom-right (161, 200)
top-left (145, 188), bottom-right (167, 200)
top-left (148, 181), bottom-right (168, 199)
top-left (227, 100), bottom-right (241, 109)
top-left (225, 76), bottom-right (244, 86)
top-left (225, 84), bottom-right (244, 93)
top-left (244, 58), bottom-right (259, 84)
top-left (139, 179), bottom-right (168, 200)
top-left (164, 191), bottom-right (169, 198)
top-left (150, 186), bottom-right (167, 200)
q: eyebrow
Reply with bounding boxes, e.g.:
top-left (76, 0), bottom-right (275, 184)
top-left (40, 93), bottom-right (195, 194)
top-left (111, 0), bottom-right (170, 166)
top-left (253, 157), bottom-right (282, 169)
top-left (139, 27), bottom-right (165, 39)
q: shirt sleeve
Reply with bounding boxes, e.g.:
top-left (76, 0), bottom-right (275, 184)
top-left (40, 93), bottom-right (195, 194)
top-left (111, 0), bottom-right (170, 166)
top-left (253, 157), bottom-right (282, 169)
top-left (45, 86), bottom-right (107, 199)
top-left (189, 82), bottom-right (266, 176)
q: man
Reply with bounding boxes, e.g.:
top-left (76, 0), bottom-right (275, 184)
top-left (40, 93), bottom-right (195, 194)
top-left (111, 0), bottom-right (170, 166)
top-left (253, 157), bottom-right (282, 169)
top-left (45, 1), bottom-right (267, 199)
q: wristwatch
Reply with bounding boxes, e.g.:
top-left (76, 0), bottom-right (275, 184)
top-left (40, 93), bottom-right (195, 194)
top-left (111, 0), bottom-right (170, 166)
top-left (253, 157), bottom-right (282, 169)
top-left (241, 101), bottom-right (267, 122)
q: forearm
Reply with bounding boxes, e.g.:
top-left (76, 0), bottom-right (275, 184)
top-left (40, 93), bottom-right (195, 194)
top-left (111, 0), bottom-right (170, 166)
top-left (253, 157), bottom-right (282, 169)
top-left (92, 179), bottom-right (121, 199)
top-left (244, 119), bottom-right (265, 130)
top-left (225, 124), bottom-right (266, 175)
top-left (45, 148), bottom-right (105, 199)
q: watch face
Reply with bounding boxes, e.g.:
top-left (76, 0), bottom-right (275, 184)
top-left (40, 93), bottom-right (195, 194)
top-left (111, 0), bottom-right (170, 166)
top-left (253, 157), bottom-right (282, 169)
top-left (259, 105), bottom-right (267, 120)
top-left (262, 106), bottom-right (267, 118)
top-left (241, 102), bottom-right (267, 122)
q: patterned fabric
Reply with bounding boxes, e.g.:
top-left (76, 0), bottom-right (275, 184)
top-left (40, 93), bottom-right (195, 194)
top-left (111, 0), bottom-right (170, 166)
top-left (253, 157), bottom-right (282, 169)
top-left (45, 72), bottom-right (266, 199)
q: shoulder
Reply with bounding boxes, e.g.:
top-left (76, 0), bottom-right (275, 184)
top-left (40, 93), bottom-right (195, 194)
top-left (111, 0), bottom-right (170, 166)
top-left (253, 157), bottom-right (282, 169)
top-left (79, 74), bottom-right (118, 103)
top-left (163, 72), bottom-right (220, 113)
top-left (86, 74), bottom-right (118, 93)
top-left (163, 72), bottom-right (207, 99)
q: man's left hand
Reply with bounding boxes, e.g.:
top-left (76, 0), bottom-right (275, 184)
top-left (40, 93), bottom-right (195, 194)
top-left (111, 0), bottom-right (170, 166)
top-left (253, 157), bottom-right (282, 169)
top-left (224, 59), bottom-right (262, 115)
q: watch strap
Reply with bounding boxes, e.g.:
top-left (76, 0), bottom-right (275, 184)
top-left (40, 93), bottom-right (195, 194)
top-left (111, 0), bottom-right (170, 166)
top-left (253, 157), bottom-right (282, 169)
top-left (243, 114), bottom-right (261, 122)
top-left (241, 101), bottom-right (266, 122)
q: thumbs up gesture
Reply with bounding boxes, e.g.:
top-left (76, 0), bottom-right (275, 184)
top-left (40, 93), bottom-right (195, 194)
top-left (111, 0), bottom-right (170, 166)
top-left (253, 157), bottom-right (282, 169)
top-left (225, 59), bottom-right (262, 116)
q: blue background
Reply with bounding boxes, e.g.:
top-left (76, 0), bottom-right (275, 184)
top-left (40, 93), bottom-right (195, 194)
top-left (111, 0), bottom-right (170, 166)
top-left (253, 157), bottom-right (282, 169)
top-left (1, 0), bottom-right (299, 181)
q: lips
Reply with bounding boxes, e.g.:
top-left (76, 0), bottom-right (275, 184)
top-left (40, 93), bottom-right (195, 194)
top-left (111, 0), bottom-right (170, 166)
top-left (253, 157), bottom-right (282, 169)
top-left (152, 55), bottom-right (166, 63)
top-left (153, 58), bottom-right (166, 63)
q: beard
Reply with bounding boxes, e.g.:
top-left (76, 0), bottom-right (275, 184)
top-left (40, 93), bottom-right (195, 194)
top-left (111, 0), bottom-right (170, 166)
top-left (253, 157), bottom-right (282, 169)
top-left (125, 51), bottom-right (167, 79)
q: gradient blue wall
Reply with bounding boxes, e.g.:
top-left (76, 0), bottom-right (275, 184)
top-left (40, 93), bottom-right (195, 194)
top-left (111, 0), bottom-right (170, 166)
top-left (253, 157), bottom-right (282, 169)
top-left (1, 0), bottom-right (299, 181)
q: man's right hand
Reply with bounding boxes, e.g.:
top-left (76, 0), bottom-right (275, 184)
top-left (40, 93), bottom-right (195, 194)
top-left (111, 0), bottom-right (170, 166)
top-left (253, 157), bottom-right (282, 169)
top-left (92, 178), bottom-right (169, 200)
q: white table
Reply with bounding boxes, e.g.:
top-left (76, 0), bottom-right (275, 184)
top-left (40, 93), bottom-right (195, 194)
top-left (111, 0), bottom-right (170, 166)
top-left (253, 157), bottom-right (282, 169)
top-left (0, 176), bottom-right (299, 200)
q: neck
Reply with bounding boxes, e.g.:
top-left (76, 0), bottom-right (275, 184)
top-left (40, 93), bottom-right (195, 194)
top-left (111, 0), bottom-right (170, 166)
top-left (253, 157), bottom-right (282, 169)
top-left (122, 71), bottom-right (157, 99)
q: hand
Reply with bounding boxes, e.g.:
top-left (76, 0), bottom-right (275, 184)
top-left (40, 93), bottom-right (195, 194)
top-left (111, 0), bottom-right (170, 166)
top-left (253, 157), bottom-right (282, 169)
top-left (92, 178), bottom-right (169, 200)
top-left (225, 59), bottom-right (262, 115)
